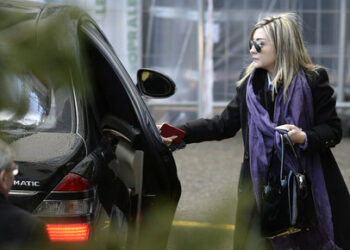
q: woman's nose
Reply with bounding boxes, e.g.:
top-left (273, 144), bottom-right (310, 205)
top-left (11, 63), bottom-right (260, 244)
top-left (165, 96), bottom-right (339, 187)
top-left (250, 46), bottom-right (257, 54)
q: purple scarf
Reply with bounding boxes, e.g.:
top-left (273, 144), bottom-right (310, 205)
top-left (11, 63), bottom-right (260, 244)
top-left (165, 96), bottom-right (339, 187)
top-left (246, 69), bottom-right (340, 249)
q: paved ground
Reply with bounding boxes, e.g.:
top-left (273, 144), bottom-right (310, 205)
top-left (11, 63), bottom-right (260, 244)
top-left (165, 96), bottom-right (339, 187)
top-left (166, 131), bottom-right (350, 250)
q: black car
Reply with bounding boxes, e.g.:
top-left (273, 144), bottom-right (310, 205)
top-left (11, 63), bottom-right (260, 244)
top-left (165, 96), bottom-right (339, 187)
top-left (0, 1), bottom-right (181, 249)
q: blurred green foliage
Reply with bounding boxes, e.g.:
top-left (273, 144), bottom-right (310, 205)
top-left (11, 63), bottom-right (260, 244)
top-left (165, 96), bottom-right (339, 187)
top-left (0, 4), bottom-right (237, 250)
top-left (0, 6), bottom-right (88, 120)
top-left (36, 194), bottom-right (235, 250)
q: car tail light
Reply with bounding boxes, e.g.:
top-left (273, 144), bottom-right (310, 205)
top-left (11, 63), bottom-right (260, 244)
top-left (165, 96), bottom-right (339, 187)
top-left (34, 199), bottom-right (93, 217)
top-left (46, 223), bottom-right (90, 242)
top-left (34, 173), bottom-right (94, 217)
top-left (54, 173), bottom-right (93, 191)
top-left (33, 173), bottom-right (95, 242)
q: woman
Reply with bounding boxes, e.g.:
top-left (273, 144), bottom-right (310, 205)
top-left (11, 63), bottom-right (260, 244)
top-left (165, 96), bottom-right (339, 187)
top-left (161, 13), bottom-right (350, 249)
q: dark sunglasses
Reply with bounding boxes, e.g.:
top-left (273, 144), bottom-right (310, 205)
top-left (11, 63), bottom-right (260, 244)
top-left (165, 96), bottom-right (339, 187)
top-left (249, 40), bottom-right (262, 53)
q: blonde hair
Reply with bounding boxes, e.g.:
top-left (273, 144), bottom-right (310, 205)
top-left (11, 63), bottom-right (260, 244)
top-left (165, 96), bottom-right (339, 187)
top-left (237, 13), bottom-right (317, 97)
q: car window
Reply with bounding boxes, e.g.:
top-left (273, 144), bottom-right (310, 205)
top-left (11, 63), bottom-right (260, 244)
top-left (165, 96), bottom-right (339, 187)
top-left (79, 22), bottom-right (139, 127)
top-left (0, 73), bottom-right (75, 133)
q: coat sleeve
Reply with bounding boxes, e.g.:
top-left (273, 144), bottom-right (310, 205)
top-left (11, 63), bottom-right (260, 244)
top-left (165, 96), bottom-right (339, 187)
top-left (305, 68), bottom-right (342, 152)
top-left (178, 87), bottom-right (242, 144)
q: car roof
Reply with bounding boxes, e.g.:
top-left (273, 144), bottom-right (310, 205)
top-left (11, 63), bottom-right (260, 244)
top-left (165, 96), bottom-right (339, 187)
top-left (0, 0), bottom-right (94, 87)
top-left (0, 0), bottom-right (89, 31)
top-left (0, 0), bottom-right (44, 14)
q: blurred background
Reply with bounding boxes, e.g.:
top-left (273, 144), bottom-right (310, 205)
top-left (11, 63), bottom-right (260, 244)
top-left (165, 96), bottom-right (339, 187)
top-left (13, 1), bottom-right (350, 249)
top-left (29, 0), bottom-right (350, 136)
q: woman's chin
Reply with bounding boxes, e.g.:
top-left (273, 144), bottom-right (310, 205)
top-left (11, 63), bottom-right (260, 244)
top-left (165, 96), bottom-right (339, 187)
top-left (252, 62), bottom-right (260, 68)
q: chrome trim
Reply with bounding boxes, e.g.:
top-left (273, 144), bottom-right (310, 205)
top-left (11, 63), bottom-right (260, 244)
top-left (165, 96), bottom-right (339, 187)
top-left (103, 128), bottom-right (132, 143)
top-left (41, 197), bottom-right (93, 202)
top-left (9, 190), bottom-right (40, 196)
top-left (71, 83), bottom-right (79, 134)
top-left (36, 214), bottom-right (93, 218)
top-left (71, 84), bottom-right (88, 157)
top-left (50, 189), bottom-right (94, 195)
top-left (76, 132), bottom-right (88, 156)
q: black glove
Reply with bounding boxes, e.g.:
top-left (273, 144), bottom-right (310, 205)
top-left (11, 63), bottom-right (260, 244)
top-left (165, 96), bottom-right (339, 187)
top-left (96, 136), bottom-right (117, 163)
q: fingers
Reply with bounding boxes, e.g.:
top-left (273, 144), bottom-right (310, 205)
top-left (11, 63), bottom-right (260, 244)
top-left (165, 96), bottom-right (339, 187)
top-left (156, 124), bottom-right (178, 146)
top-left (162, 135), bottom-right (178, 146)
top-left (288, 130), bottom-right (306, 144)
top-left (168, 135), bottom-right (178, 140)
top-left (275, 124), bottom-right (305, 144)
top-left (288, 125), bottom-right (301, 132)
top-left (162, 135), bottom-right (177, 143)
top-left (275, 124), bottom-right (290, 131)
top-left (275, 124), bottom-right (301, 132)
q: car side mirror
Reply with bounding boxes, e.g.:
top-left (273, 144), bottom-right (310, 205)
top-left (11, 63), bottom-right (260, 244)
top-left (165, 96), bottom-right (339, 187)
top-left (136, 68), bottom-right (176, 98)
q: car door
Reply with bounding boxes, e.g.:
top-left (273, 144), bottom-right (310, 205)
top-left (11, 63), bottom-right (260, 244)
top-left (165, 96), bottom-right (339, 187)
top-left (78, 19), bottom-right (181, 250)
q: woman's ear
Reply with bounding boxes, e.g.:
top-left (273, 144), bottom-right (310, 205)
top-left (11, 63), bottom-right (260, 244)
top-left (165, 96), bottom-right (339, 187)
top-left (0, 170), bottom-right (9, 196)
top-left (0, 169), bottom-right (6, 182)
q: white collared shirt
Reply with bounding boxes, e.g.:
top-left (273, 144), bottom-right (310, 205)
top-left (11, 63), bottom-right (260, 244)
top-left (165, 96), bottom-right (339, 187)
top-left (267, 73), bottom-right (273, 91)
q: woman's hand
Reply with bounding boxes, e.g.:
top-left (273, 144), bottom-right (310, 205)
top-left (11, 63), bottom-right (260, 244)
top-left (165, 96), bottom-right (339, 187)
top-left (156, 124), bottom-right (178, 146)
top-left (275, 124), bottom-right (306, 144)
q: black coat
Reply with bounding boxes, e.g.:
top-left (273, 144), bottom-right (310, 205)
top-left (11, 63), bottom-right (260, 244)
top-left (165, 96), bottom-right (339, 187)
top-left (179, 68), bottom-right (350, 250)
top-left (0, 193), bottom-right (49, 248)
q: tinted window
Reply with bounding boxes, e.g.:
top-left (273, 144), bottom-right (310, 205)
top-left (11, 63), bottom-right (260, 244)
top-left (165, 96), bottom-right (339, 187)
top-left (0, 73), bottom-right (75, 133)
top-left (79, 24), bottom-right (139, 127)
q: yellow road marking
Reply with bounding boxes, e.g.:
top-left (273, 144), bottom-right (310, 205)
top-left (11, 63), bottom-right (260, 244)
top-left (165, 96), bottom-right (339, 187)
top-left (103, 219), bottom-right (235, 231)
top-left (172, 220), bottom-right (235, 231)
top-left (102, 220), bottom-right (110, 230)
